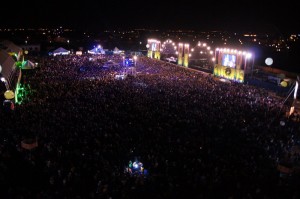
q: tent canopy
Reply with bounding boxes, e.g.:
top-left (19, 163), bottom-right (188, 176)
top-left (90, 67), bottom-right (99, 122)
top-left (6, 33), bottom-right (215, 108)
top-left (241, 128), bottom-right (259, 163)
top-left (22, 60), bottom-right (36, 69)
top-left (52, 47), bottom-right (70, 56)
top-left (113, 47), bottom-right (124, 54)
top-left (88, 46), bottom-right (105, 55)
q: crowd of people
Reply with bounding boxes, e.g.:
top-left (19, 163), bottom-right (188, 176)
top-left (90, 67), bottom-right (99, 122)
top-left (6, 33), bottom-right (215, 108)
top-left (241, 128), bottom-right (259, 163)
top-left (1, 53), bottom-right (300, 199)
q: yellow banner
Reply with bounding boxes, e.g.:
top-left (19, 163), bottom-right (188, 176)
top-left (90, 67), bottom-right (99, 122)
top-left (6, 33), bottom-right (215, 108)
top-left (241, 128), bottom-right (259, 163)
top-left (147, 50), bottom-right (153, 58)
top-left (183, 44), bottom-right (189, 67)
top-left (178, 44), bottom-right (183, 66)
top-left (154, 51), bottom-right (160, 60)
top-left (213, 64), bottom-right (244, 83)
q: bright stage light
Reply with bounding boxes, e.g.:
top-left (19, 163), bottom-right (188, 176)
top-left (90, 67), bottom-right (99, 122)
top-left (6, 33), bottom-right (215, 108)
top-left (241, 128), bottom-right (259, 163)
top-left (265, 57), bottom-right (273, 66)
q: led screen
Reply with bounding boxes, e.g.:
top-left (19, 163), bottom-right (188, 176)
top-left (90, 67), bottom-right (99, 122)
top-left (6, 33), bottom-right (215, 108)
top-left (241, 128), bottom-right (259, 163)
top-left (222, 54), bottom-right (236, 68)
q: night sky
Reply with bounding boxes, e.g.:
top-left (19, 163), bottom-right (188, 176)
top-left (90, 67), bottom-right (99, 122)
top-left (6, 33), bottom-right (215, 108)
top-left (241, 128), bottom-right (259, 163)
top-left (2, 0), bottom-right (299, 33)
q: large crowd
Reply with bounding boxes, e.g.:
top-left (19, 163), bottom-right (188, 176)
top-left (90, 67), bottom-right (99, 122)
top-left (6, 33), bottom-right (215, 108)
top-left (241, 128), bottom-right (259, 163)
top-left (1, 53), bottom-right (300, 199)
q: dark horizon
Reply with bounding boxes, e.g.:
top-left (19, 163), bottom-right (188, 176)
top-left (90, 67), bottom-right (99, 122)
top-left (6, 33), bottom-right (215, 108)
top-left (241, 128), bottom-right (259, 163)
top-left (1, 22), bottom-right (298, 37)
top-left (1, 0), bottom-right (299, 34)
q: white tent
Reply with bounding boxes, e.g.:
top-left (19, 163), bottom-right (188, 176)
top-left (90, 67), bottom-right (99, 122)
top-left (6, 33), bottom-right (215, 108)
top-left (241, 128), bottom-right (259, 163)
top-left (88, 46), bottom-right (105, 55)
top-left (113, 47), bottom-right (124, 54)
top-left (52, 47), bottom-right (70, 56)
top-left (113, 47), bottom-right (119, 54)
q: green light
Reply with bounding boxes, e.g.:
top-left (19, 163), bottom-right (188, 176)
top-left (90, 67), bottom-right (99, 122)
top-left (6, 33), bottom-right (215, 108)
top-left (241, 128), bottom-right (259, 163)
top-left (15, 83), bottom-right (32, 105)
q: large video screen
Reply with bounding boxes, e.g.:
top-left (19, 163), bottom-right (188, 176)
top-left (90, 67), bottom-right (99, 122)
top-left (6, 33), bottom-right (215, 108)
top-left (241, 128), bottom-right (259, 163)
top-left (222, 54), bottom-right (236, 68)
